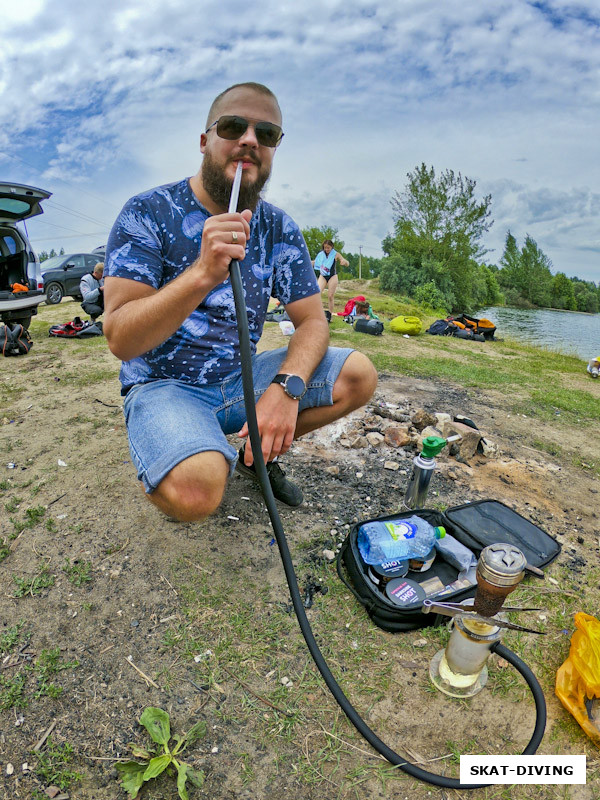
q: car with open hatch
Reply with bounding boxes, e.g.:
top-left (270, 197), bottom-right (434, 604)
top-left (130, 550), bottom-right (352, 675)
top-left (42, 252), bottom-right (104, 304)
top-left (0, 181), bottom-right (51, 328)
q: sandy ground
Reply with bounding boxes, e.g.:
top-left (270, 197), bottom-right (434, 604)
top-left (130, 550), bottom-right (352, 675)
top-left (1, 303), bottom-right (599, 800)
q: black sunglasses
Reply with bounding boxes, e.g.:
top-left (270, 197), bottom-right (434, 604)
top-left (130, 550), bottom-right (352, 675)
top-left (205, 115), bottom-right (284, 148)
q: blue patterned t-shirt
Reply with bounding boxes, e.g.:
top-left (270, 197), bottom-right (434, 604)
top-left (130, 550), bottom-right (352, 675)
top-left (105, 179), bottom-right (319, 392)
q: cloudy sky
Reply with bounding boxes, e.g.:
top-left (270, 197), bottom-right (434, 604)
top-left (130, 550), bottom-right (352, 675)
top-left (2, 0), bottom-right (599, 282)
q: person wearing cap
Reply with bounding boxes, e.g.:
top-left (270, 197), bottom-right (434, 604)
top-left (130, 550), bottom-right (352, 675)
top-left (103, 82), bottom-right (377, 522)
top-left (587, 356), bottom-right (600, 378)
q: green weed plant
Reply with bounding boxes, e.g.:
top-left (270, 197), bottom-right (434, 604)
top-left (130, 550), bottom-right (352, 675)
top-left (116, 707), bottom-right (206, 799)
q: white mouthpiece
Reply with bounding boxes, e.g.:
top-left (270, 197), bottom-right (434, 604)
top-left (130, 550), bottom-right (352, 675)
top-left (228, 161), bottom-right (243, 214)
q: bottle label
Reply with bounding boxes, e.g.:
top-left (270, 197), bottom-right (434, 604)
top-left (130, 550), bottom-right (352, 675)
top-left (385, 521), bottom-right (416, 541)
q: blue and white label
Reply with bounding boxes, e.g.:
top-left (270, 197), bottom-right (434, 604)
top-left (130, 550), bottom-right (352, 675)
top-left (385, 521), bottom-right (416, 541)
top-left (460, 755), bottom-right (586, 784)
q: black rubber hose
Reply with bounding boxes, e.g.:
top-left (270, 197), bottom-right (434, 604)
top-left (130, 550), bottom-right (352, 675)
top-left (229, 260), bottom-right (546, 788)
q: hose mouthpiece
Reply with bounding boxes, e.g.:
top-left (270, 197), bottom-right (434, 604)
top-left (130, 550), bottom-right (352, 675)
top-left (228, 161), bottom-right (243, 213)
top-left (474, 543), bottom-right (527, 617)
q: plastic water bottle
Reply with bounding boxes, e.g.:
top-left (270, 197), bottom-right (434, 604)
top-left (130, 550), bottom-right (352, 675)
top-left (357, 516), bottom-right (446, 565)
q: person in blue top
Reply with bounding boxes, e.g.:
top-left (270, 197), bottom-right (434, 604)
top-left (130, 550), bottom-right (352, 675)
top-left (313, 239), bottom-right (349, 321)
top-left (104, 82), bottom-right (377, 521)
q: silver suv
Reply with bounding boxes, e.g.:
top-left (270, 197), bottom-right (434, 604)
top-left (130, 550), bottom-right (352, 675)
top-left (0, 182), bottom-right (52, 329)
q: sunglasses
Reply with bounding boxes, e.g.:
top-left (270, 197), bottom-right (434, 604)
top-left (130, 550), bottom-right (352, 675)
top-left (205, 115), bottom-right (284, 148)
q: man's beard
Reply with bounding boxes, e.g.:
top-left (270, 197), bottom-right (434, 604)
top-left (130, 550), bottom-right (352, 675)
top-left (201, 150), bottom-right (271, 211)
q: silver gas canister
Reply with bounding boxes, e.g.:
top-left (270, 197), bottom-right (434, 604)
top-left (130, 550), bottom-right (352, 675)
top-left (403, 435), bottom-right (460, 510)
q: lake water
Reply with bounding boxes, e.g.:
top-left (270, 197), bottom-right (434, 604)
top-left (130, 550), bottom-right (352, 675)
top-left (476, 306), bottom-right (600, 361)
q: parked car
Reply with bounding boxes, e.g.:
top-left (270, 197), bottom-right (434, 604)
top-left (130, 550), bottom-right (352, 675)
top-left (0, 181), bottom-right (51, 329)
top-left (42, 252), bottom-right (104, 304)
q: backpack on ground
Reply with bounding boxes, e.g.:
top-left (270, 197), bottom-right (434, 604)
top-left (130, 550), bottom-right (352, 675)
top-left (353, 318), bottom-right (384, 336)
top-left (426, 319), bottom-right (456, 336)
top-left (49, 317), bottom-right (103, 338)
top-left (1, 323), bottom-right (33, 356)
top-left (390, 316), bottom-right (422, 335)
top-left (451, 314), bottom-right (497, 340)
top-left (265, 307), bottom-right (291, 323)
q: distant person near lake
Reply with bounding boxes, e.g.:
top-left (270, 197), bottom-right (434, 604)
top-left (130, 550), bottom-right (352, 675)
top-left (587, 356), bottom-right (600, 378)
top-left (312, 239), bottom-right (349, 322)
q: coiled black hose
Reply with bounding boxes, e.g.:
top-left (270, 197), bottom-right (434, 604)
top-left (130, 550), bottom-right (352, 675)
top-left (229, 259), bottom-right (546, 788)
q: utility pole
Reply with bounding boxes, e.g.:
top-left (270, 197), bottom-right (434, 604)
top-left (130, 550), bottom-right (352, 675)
top-left (359, 245), bottom-right (362, 281)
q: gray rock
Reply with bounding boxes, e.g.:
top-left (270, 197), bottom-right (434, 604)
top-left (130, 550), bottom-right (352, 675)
top-left (441, 419), bottom-right (482, 459)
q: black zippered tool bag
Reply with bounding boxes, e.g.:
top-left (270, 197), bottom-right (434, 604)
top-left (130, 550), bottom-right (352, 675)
top-left (336, 499), bottom-right (561, 633)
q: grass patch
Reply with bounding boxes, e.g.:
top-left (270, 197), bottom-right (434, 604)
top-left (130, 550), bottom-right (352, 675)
top-left (63, 557), bottom-right (92, 586)
top-left (32, 738), bottom-right (83, 792)
top-left (530, 439), bottom-right (562, 458)
top-left (33, 647), bottom-right (79, 699)
top-left (520, 387), bottom-right (600, 424)
top-left (12, 563), bottom-right (55, 598)
top-left (10, 504), bottom-right (46, 535)
top-left (0, 627), bottom-right (78, 709)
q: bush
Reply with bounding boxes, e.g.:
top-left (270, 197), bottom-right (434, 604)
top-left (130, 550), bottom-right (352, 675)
top-left (503, 288), bottom-right (536, 309)
top-left (414, 281), bottom-right (450, 313)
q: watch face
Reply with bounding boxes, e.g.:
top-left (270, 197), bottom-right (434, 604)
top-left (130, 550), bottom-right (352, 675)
top-left (285, 375), bottom-right (305, 398)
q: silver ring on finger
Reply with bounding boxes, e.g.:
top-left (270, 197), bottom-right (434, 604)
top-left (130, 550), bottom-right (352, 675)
top-left (231, 230), bottom-right (238, 243)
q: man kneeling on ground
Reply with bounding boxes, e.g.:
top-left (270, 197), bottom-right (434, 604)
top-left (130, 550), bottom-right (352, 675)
top-left (80, 262), bottom-right (104, 321)
top-left (103, 82), bottom-right (377, 522)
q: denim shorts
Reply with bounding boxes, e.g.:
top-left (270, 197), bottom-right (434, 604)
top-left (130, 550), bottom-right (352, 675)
top-left (123, 346), bottom-right (354, 493)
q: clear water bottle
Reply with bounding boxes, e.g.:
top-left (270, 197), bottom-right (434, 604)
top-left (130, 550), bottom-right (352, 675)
top-left (357, 516), bottom-right (446, 566)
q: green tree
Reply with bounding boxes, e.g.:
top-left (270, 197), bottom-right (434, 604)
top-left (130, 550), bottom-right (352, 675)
top-left (520, 235), bottom-right (553, 307)
top-left (497, 231), bottom-right (523, 290)
top-left (383, 163), bottom-right (493, 310)
top-left (301, 226), bottom-right (344, 260)
top-left (551, 272), bottom-right (577, 310)
top-left (39, 250), bottom-right (49, 262)
top-left (572, 278), bottom-right (599, 313)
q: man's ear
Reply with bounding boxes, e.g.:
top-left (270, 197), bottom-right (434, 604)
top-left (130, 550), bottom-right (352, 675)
top-left (200, 133), bottom-right (207, 154)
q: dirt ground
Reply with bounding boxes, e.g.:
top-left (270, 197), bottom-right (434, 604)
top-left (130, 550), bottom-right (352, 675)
top-left (1, 303), bottom-right (599, 800)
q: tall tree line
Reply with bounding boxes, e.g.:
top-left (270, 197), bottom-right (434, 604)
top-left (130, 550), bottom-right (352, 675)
top-left (496, 231), bottom-right (599, 313)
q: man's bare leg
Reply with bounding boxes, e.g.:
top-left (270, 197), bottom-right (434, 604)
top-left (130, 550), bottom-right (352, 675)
top-left (294, 350), bottom-right (377, 438)
top-left (146, 450), bottom-right (230, 522)
top-left (144, 352), bottom-right (376, 520)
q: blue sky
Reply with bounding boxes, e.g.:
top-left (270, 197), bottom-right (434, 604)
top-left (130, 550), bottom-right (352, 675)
top-left (1, 0), bottom-right (599, 283)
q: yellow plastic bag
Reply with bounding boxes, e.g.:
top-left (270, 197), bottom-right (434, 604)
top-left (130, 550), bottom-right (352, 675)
top-left (555, 612), bottom-right (600, 746)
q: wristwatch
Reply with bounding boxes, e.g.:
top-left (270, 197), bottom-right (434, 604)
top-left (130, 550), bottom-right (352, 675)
top-left (271, 373), bottom-right (307, 400)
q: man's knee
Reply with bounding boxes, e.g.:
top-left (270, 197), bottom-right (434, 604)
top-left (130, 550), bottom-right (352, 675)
top-left (334, 351), bottom-right (378, 409)
top-left (148, 451), bottom-right (230, 522)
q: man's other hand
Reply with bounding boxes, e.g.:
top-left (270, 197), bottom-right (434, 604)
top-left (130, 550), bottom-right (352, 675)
top-left (237, 384), bottom-right (299, 465)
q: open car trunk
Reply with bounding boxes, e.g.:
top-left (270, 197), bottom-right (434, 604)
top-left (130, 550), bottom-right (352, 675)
top-left (0, 225), bottom-right (42, 300)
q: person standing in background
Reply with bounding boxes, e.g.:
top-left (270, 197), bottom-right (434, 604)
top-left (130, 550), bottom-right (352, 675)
top-left (313, 239), bottom-right (349, 322)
